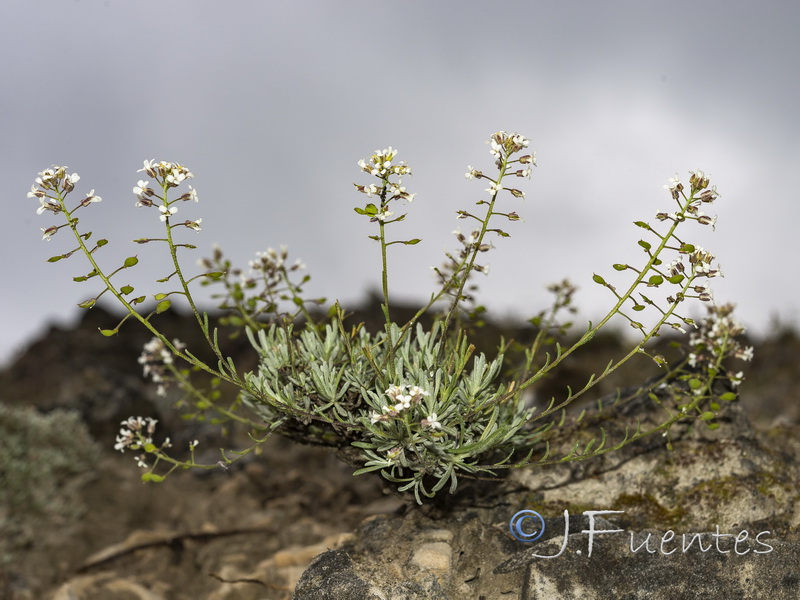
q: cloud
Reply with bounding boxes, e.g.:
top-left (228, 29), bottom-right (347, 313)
top-left (4, 0), bottom-right (799, 364)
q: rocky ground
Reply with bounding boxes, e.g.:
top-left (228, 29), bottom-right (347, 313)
top-left (0, 305), bottom-right (798, 599)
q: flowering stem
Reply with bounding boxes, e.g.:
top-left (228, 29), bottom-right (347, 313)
top-left (517, 189), bottom-right (700, 399)
top-left (160, 187), bottom-right (225, 364)
top-left (376, 180), bottom-right (392, 327)
top-left (56, 190), bottom-right (239, 389)
top-left (438, 159), bottom-right (509, 350)
top-left (379, 216), bottom-right (391, 324)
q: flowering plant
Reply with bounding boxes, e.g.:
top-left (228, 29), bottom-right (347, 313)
top-left (26, 133), bottom-right (751, 503)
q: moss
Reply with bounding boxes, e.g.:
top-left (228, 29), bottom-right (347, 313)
top-left (612, 492), bottom-right (689, 529)
top-left (0, 404), bottom-right (100, 564)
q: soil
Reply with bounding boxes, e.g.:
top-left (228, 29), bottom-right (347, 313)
top-left (1, 304), bottom-right (797, 599)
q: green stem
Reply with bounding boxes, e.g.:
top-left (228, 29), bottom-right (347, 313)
top-left (160, 185), bottom-right (221, 359)
top-left (438, 158), bottom-right (510, 352)
top-left (57, 191), bottom-right (237, 387)
top-left (529, 274), bottom-right (694, 423)
top-left (517, 188), bottom-right (697, 394)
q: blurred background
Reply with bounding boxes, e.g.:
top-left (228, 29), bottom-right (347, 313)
top-left (4, 0), bottom-right (799, 365)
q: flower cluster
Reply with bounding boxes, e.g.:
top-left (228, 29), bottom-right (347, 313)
top-left (26, 166), bottom-right (102, 240)
top-left (248, 246), bottom-right (304, 279)
top-left (138, 337), bottom-right (185, 397)
top-left (434, 132), bottom-right (535, 306)
top-left (139, 159), bottom-right (194, 187)
top-left (487, 131), bottom-right (535, 169)
top-left (687, 304), bottom-right (753, 386)
top-left (354, 148), bottom-right (416, 223)
top-left (370, 384), bottom-right (433, 425)
top-left (661, 245), bottom-right (721, 305)
top-left (658, 170), bottom-right (718, 228)
top-left (465, 135), bottom-right (531, 198)
top-left (357, 147), bottom-right (411, 178)
top-left (134, 160), bottom-right (200, 231)
top-left (113, 416), bottom-right (170, 468)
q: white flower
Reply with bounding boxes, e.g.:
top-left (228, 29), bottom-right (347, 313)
top-left (664, 174), bottom-right (682, 191)
top-left (133, 180), bottom-right (151, 199)
top-left (159, 205), bottom-right (178, 221)
top-left (407, 386), bottom-right (429, 400)
top-left (422, 413), bottom-right (441, 429)
top-left (166, 170), bottom-right (187, 186)
top-left (36, 198), bottom-right (60, 215)
top-left (34, 173), bottom-right (53, 187)
top-left (375, 209), bottom-right (394, 222)
top-left (511, 134), bottom-right (529, 148)
top-left (385, 385), bottom-right (404, 399)
top-left (80, 189), bottom-right (102, 206)
top-left (185, 218), bottom-right (202, 231)
top-left (485, 181), bottom-right (503, 194)
top-left (114, 429), bottom-right (134, 452)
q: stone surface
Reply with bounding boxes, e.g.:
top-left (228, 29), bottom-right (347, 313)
top-left (2, 307), bottom-right (798, 599)
top-left (293, 400), bottom-right (800, 599)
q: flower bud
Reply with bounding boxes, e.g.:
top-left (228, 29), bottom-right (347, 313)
top-left (698, 187), bottom-right (718, 202)
top-left (697, 214), bottom-right (716, 227)
top-left (689, 170), bottom-right (710, 191)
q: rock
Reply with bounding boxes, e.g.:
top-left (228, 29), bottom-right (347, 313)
top-left (293, 402), bottom-right (800, 599)
top-left (51, 573), bottom-right (169, 600)
top-left (3, 307), bottom-right (798, 599)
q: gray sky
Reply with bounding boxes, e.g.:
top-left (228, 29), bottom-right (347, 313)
top-left (4, 0), bottom-right (799, 365)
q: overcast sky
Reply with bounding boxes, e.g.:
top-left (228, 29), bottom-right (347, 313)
top-left (3, 0), bottom-right (799, 366)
